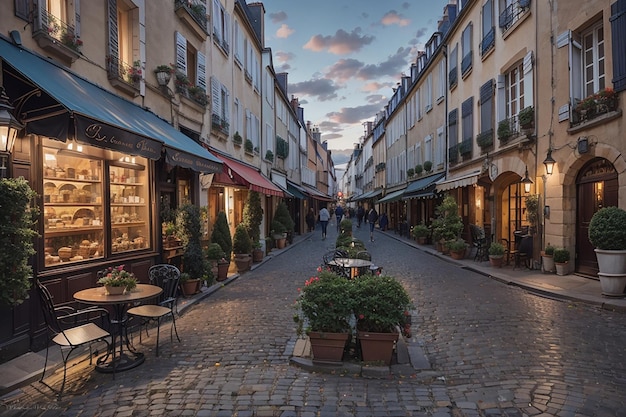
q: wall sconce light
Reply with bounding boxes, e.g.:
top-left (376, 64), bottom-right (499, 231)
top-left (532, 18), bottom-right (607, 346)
top-left (543, 149), bottom-right (556, 176)
top-left (520, 166), bottom-right (533, 193)
top-left (577, 136), bottom-right (589, 154)
top-left (0, 87), bottom-right (24, 178)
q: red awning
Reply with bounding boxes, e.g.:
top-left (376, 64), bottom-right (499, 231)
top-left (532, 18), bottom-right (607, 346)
top-left (210, 152), bottom-right (284, 197)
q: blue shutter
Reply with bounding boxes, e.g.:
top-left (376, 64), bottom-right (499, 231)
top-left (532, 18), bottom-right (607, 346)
top-left (611, 0), bottom-right (626, 91)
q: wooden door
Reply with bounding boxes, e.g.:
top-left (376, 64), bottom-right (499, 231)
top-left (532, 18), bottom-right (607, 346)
top-left (576, 158), bottom-right (618, 276)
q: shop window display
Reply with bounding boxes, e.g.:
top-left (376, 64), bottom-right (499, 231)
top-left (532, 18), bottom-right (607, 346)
top-left (42, 142), bottom-right (151, 267)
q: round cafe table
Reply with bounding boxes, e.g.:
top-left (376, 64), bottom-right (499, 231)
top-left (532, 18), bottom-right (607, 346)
top-left (74, 283), bottom-right (162, 373)
top-left (327, 258), bottom-right (373, 279)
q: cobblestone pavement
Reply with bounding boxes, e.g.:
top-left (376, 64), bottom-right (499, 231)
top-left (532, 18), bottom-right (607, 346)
top-left (2, 222), bottom-right (626, 416)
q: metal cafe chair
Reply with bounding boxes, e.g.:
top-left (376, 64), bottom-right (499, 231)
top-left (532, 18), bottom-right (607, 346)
top-left (470, 224), bottom-right (488, 261)
top-left (127, 264), bottom-right (181, 356)
top-left (36, 280), bottom-right (112, 398)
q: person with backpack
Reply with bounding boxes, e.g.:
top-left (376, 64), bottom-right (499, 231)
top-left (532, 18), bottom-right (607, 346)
top-left (367, 207), bottom-right (378, 242)
top-left (334, 204), bottom-right (344, 232)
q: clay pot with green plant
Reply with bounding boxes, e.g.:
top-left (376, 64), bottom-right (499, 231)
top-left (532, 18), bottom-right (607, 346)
top-left (211, 211), bottom-right (232, 261)
top-left (242, 190), bottom-right (263, 252)
top-left (423, 160), bottom-right (433, 173)
top-left (232, 223), bottom-right (253, 272)
top-left (432, 196), bottom-right (464, 251)
top-left (177, 204), bottom-right (209, 286)
top-left (273, 201), bottom-right (294, 243)
top-left (447, 239), bottom-right (468, 260)
top-left (488, 241), bottom-right (505, 267)
top-left (541, 244), bottom-right (555, 273)
top-left (553, 248), bottom-right (570, 276)
top-left (412, 223), bottom-right (430, 244)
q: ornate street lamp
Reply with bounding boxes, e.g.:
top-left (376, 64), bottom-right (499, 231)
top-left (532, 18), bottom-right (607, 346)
top-left (543, 149), bottom-right (556, 176)
top-left (0, 87), bottom-right (24, 178)
top-left (520, 165), bottom-right (533, 193)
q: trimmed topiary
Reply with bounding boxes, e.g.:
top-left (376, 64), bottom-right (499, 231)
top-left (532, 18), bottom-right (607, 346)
top-left (588, 206), bottom-right (626, 250)
top-left (211, 211), bottom-right (233, 259)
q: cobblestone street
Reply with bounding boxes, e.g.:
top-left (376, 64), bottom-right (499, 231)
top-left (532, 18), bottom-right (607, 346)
top-left (2, 223), bottom-right (625, 416)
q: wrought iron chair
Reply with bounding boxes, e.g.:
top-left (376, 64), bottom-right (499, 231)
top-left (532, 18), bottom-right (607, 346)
top-left (470, 224), bottom-right (488, 261)
top-left (127, 264), bottom-right (181, 356)
top-left (37, 280), bottom-right (112, 398)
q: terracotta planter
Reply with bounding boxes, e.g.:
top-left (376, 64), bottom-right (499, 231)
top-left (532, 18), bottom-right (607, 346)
top-left (417, 237), bottom-right (427, 245)
top-left (252, 248), bottom-right (264, 263)
top-left (357, 331), bottom-right (399, 365)
top-left (275, 237), bottom-right (286, 249)
top-left (489, 255), bottom-right (503, 268)
top-left (450, 249), bottom-right (466, 260)
top-left (234, 254), bottom-right (251, 272)
top-left (216, 262), bottom-right (229, 281)
top-left (308, 331), bottom-right (350, 363)
top-left (180, 279), bottom-right (201, 296)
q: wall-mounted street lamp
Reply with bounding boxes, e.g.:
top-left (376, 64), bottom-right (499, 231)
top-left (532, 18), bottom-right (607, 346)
top-left (0, 87), bottom-right (24, 178)
top-left (543, 149), bottom-right (556, 176)
top-left (520, 165), bottom-right (533, 193)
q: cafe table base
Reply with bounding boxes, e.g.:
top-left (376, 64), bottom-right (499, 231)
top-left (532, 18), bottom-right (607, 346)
top-left (96, 351), bottom-right (145, 373)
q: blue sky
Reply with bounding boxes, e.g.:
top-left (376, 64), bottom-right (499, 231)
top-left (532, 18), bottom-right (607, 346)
top-left (263, 0), bottom-right (452, 158)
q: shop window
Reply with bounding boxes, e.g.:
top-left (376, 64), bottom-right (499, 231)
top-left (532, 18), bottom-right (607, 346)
top-left (42, 140), bottom-right (152, 268)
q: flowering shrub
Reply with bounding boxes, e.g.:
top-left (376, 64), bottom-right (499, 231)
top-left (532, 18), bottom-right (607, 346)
top-left (128, 60), bottom-right (142, 83)
top-left (294, 268), bottom-right (354, 335)
top-left (97, 265), bottom-right (138, 289)
top-left (353, 274), bottom-right (412, 335)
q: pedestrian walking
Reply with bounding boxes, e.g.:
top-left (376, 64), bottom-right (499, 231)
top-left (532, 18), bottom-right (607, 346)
top-left (367, 207), bottom-right (378, 242)
top-left (356, 205), bottom-right (364, 228)
top-left (319, 206), bottom-right (330, 240)
top-left (379, 212), bottom-right (388, 231)
top-left (305, 207), bottom-right (316, 232)
top-left (334, 204), bottom-right (344, 232)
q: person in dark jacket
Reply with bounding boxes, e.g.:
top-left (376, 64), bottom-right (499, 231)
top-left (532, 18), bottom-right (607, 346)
top-left (367, 207), bottom-right (378, 241)
top-left (379, 212), bottom-right (388, 231)
top-left (356, 205), bottom-right (365, 228)
top-left (305, 207), bottom-right (316, 232)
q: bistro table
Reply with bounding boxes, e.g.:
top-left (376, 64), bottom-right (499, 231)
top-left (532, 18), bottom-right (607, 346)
top-left (74, 283), bottom-right (162, 373)
top-left (327, 258), bottom-right (373, 279)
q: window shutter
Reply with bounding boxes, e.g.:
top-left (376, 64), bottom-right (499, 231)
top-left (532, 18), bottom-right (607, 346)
top-left (197, 51), bottom-right (207, 91)
top-left (523, 51), bottom-right (534, 105)
top-left (212, 0), bottom-right (220, 39)
top-left (224, 11), bottom-right (231, 52)
top-left (246, 108), bottom-right (251, 140)
top-left (107, 0), bottom-right (119, 77)
top-left (211, 77), bottom-right (221, 116)
top-left (569, 31), bottom-right (583, 119)
top-left (15, 0), bottom-right (29, 20)
top-left (611, 0), bottom-right (626, 92)
top-left (556, 30), bottom-right (569, 48)
top-left (223, 87), bottom-right (230, 123)
top-left (39, 1), bottom-right (49, 30)
top-left (480, 80), bottom-right (493, 133)
top-left (75, 0), bottom-right (80, 36)
top-left (496, 74), bottom-right (506, 122)
top-left (176, 31), bottom-right (187, 75)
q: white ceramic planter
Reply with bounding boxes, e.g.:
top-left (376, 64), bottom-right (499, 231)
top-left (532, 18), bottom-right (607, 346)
top-left (541, 254), bottom-right (555, 273)
top-left (555, 262), bottom-right (568, 276)
top-left (598, 273), bottom-right (626, 297)
top-left (594, 249), bottom-right (626, 274)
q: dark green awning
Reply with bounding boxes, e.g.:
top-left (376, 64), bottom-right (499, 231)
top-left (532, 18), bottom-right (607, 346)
top-left (0, 36), bottom-right (221, 172)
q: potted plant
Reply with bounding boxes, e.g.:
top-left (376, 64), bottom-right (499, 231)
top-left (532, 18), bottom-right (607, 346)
top-left (265, 150), bottom-right (274, 162)
top-left (406, 168), bottom-right (414, 178)
top-left (242, 191), bottom-right (264, 262)
top-left (497, 119), bottom-right (511, 142)
top-left (211, 211), bottom-right (233, 263)
top-left (271, 219), bottom-right (287, 249)
top-left (206, 242), bottom-right (228, 281)
top-left (353, 274), bottom-right (413, 365)
top-left (233, 131), bottom-right (243, 145)
top-left (553, 248), bottom-right (570, 276)
top-left (488, 241), bottom-right (506, 267)
top-left (179, 272), bottom-right (198, 297)
top-left (423, 160), bottom-right (433, 173)
top-left (273, 201), bottom-right (295, 243)
top-left (0, 178), bottom-right (38, 307)
top-left (518, 106), bottom-right (534, 129)
top-left (339, 218), bottom-right (353, 236)
top-left (541, 244), bottom-right (555, 273)
top-left (447, 239), bottom-right (468, 260)
top-left (414, 164), bottom-right (423, 176)
top-left (232, 223), bottom-right (252, 272)
top-left (294, 270), bottom-right (354, 363)
top-left (525, 194), bottom-right (540, 235)
top-left (588, 206), bottom-right (626, 296)
top-left (244, 139), bottom-right (254, 153)
top-left (177, 204), bottom-right (208, 293)
top-left (154, 64), bottom-right (174, 86)
top-left (412, 223), bottom-right (430, 244)
top-left (432, 196), bottom-right (464, 252)
top-left (97, 265), bottom-right (138, 295)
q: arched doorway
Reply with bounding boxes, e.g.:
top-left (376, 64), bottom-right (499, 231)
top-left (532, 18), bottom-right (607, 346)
top-left (576, 158), bottom-right (618, 276)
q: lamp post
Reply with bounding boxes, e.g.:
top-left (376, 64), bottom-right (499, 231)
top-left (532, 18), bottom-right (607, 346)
top-left (520, 165), bottom-right (533, 194)
top-left (543, 149), bottom-right (556, 176)
top-left (0, 87), bottom-right (23, 178)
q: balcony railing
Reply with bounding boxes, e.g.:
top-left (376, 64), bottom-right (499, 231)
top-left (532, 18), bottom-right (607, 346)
top-left (480, 28), bottom-right (495, 56)
top-left (174, 0), bottom-right (208, 33)
top-left (499, 0), bottom-right (531, 31)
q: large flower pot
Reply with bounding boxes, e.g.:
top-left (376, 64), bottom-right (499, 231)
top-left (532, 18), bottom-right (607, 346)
top-left (180, 279), bottom-right (201, 296)
top-left (450, 249), bottom-right (466, 260)
top-left (598, 273), bottom-right (626, 297)
top-left (357, 331), bottom-right (399, 365)
top-left (594, 249), bottom-right (626, 274)
top-left (489, 255), bottom-right (503, 268)
top-left (216, 261), bottom-right (229, 281)
top-left (234, 254), bottom-right (251, 272)
top-left (252, 248), bottom-right (264, 263)
top-left (555, 262), bottom-right (568, 276)
top-left (541, 253), bottom-right (555, 273)
top-left (308, 332), bottom-right (350, 363)
top-left (275, 237), bottom-right (286, 249)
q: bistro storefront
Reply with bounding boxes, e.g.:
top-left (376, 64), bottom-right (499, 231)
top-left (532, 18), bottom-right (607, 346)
top-left (0, 37), bottom-right (221, 362)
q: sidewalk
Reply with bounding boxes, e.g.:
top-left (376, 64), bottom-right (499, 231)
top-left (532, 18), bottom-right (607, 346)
top-left (1, 228), bottom-right (625, 398)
